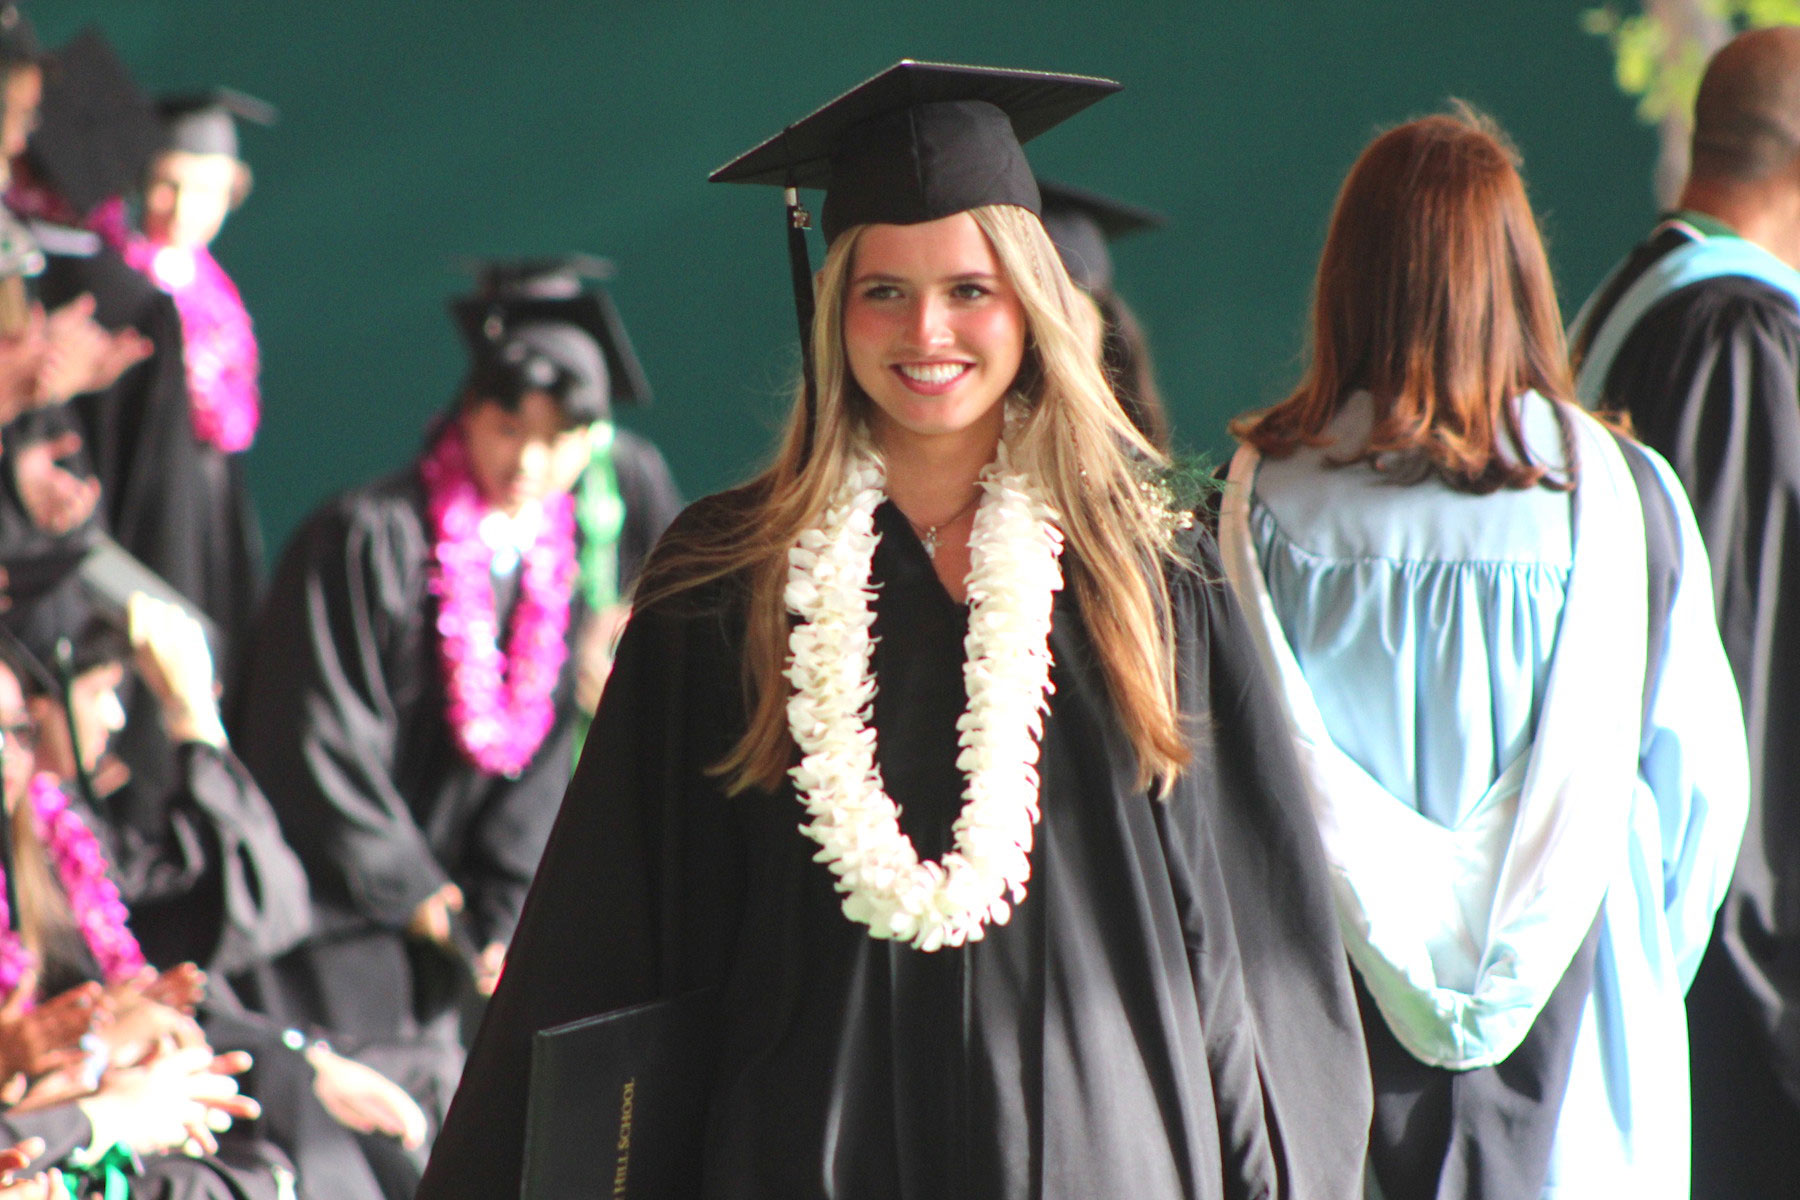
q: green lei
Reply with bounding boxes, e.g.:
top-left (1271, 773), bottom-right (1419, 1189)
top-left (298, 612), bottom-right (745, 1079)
top-left (61, 1142), bottom-right (135, 1200)
top-left (573, 421), bottom-right (625, 763)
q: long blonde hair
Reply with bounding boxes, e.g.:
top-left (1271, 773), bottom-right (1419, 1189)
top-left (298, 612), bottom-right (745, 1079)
top-left (640, 204), bottom-right (1190, 793)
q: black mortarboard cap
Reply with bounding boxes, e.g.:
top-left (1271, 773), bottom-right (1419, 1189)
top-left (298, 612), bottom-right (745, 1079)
top-left (1037, 178), bottom-right (1165, 294)
top-left (0, 4), bottom-right (39, 68)
top-left (710, 60), bottom-right (1119, 460)
top-left (157, 88), bottom-right (277, 159)
top-left (0, 533), bottom-right (217, 671)
top-left (711, 60), bottom-right (1119, 240)
top-left (451, 254), bottom-right (652, 415)
top-left (26, 28), bottom-right (162, 216)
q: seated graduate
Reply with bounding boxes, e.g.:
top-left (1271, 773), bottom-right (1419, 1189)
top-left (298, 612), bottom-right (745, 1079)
top-left (15, 590), bottom-right (308, 979)
top-left (16, 593), bottom-right (428, 1200)
top-left (231, 265), bottom-right (612, 1154)
top-left (420, 60), bottom-right (1370, 1200)
top-left (453, 256), bottom-right (682, 721)
top-left (0, 629), bottom-right (288, 1199)
top-left (1217, 110), bottom-right (1748, 1198)
top-left (1037, 178), bottom-right (1171, 450)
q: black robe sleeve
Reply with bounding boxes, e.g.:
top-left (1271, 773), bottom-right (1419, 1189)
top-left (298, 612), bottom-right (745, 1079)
top-left (1173, 533), bottom-right (1373, 1199)
top-left (1601, 281), bottom-right (1800, 1085)
top-left (100, 741), bottom-right (313, 976)
top-left (233, 483), bottom-right (451, 932)
top-left (456, 715), bottom-right (586, 948)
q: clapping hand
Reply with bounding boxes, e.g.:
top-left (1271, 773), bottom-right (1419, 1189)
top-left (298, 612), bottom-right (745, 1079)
top-left (0, 971), bottom-right (103, 1083)
top-left (0, 305), bottom-right (48, 427)
top-left (78, 1045), bottom-right (260, 1158)
top-left (11, 432), bottom-right (99, 535)
top-left (37, 295), bottom-right (151, 406)
top-left (98, 967), bottom-right (207, 1068)
top-left (0, 1138), bottom-right (60, 1200)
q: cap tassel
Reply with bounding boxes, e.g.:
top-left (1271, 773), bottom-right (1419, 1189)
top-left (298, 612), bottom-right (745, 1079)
top-left (785, 184), bottom-right (818, 467)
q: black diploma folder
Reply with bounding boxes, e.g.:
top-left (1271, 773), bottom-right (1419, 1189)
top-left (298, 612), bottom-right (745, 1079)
top-left (522, 989), bottom-right (719, 1199)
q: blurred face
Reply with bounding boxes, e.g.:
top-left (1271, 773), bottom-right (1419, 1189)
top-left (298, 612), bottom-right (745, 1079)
top-left (843, 212), bottom-right (1026, 459)
top-left (27, 662), bottom-right (124, 781)
top-left (1, 63), bottom-right (41, 164)
top-left (462, 390), bottom-right (592, 517)
top-left (0, 664), bottom-right (33, 814)
top-left (71, 663), bottom-right (125, 774)
top-left (142, 150), bottom-right (243, 248)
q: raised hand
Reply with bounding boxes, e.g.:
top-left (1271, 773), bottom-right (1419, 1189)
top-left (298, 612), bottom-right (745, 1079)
top-left (11, 432), bottom-right (99, 535)
top-left (128, 596), bottom-right (226, 749)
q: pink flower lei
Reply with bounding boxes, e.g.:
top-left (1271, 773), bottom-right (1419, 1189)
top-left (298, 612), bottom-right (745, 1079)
top-left (422, 420), bottom-right (577, 777)
top-left (5, 163), bottom-right (261, 454)
top-left (4, 170), bottom-right (131, 250)
top-left (0, 773), bottom-right (148, 1003)
top-left (122, 235), bottom-right (261, 453)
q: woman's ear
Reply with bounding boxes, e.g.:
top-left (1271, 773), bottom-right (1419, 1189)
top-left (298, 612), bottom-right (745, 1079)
top-left (230, 161), bottom-right (254, 210)
top-left (813, 268), bottom-right (825, 299)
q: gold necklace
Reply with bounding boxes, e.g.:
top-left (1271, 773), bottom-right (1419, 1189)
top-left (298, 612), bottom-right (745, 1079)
top-left (901, 488), bottom-right (983, 557)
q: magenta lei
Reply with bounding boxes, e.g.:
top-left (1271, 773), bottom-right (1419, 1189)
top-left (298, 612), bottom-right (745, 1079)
top-left (124, 237), bottom-right (261, 453)
top-left (422, 422), bottom-right (577, 777)
top-left (0, 774), bottom-right (148, 1002)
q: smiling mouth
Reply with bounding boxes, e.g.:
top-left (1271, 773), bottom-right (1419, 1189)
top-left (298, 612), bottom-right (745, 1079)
top-left (893, 362), bottom-right (972, 387)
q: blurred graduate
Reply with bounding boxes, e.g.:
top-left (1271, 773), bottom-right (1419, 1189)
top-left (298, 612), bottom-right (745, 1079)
top-left (232, 261), bottom-right (671, 1159)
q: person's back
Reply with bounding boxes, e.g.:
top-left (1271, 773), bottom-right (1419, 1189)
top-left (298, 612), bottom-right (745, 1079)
top-left (1224, 109), bottom-right (1748, 1199)
top-left (1238, 388), bottom-right (1744, 1195)
top-left (1568, 28), bottom-right (1800, 1194)
top-left (1252, 391), bottom-right (1570, 823)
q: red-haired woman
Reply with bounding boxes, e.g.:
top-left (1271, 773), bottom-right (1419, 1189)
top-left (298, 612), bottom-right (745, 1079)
top-left (1219, 109), bottom-right (1749, 1198)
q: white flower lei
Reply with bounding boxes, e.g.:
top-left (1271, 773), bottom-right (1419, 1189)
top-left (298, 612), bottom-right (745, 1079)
top-left (783, 440), bottom-right (1065, 952)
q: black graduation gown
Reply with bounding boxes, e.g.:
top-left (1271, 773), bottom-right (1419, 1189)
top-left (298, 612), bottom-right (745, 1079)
top-left (611, 427), bottom-right (684, 591)
top-left (417, 495), bottom-right (1370, 1200)
top-left (1582, 240), bottom-right (1800, 1195)
top-left (0, 407), bottom-right (103, 645)
top-left (85, 740), bottom-right (311, 979)
top-left (231, 467), bottom-right (584, 1042)
top-left (30, 231), bottom-right (262, 690)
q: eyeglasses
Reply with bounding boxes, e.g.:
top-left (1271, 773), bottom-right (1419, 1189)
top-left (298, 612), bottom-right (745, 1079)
top-left (0, 721), bottom-right (38, 755)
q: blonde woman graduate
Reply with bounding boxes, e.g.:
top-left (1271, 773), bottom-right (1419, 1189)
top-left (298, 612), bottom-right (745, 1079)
top-left (420, 61), bottom-right (1371, 1200)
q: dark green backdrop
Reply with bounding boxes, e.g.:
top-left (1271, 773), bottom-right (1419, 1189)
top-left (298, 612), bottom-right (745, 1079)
top-left (33, 2), bottom-right (1656, 555)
